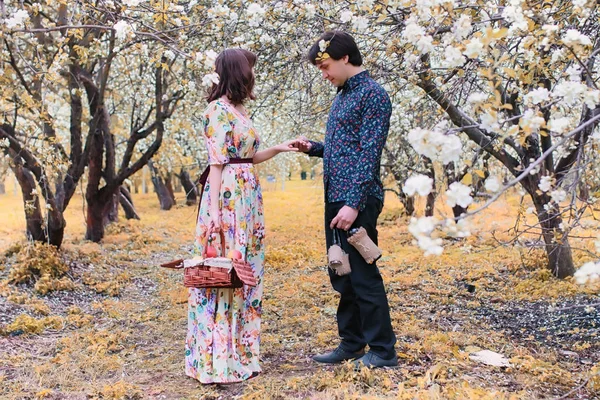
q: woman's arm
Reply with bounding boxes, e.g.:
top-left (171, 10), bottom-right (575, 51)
top-left (208, 164), bottom-right (223, 229)
top-left (253, 140), bottom-right (299, 164)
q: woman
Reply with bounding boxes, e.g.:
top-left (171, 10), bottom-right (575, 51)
top-left (186, 48), bottom-right (298, 384)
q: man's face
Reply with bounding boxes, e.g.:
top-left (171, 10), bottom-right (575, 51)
top-left (317, 55), bottom-right (349, 87)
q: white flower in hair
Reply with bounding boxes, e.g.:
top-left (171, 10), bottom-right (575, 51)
top-left (318, 39), bottom-right (328, 52)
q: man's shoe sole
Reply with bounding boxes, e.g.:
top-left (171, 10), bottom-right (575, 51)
top-left (312, 351), bottom-right (365, 364)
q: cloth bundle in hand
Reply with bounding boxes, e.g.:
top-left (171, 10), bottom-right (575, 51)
top-left (328, 229), bottom-right (351, 276)
top-left (347, 227), bottom-right (382, 264)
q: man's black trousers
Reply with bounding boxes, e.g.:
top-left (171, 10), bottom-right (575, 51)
top-left (324, 196), bottom-right (396, 360)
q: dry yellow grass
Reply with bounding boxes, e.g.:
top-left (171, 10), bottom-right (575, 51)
top-left (0, 179), bottom-right (598, 399)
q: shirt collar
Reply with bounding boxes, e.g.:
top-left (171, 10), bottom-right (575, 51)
top-left (338, 70), bottom-right (369, 93)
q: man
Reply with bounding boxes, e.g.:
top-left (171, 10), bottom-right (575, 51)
top-left (297, 31), bottom-right (397, 369)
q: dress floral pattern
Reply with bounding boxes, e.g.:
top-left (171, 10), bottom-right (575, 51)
top-left (186, 99), bottom-right (264, 384)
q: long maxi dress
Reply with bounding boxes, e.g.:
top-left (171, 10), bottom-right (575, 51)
top-left (185, 99), bottom-right (265, 383)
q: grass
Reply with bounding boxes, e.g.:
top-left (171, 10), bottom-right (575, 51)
top-left (0, 178), bottom-right (599, 399)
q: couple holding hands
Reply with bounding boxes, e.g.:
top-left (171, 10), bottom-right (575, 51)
top-left (187, 31), bottom-right (397, 384)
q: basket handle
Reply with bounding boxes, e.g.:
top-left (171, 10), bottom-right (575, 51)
top-left (203, 227), bottom-right (227, 257)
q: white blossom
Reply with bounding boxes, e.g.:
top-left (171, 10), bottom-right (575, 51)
top-left (550, 189), bottom-right (567, 204)
top-left (113, 20), bottom-right (134, 41)
top-left (440, 135), bottom-right (462, 164)
top-left (444, 46), bottom-right (465, 67)
top-left (467, 92), bottom-right (487, 104)
top-left (304, 4), bottom-right (316, 18)
top-left (538, 176), bottom-right (552, 192)
top-left (584, 90), bottom-right (600, 109)
top-left (552, 81), bottom-right (587, 106)
top-left (352, 15), bottom-right (369, 31)
top-left (247, 3), bottom-right (266, 27)
top-left (484, 176), bottom-right (501, 193)
top-left (452, 15), bottom-right (472, 40)
top-left (525, 87), bottom-right (550, 105)
top-left (201, 72), bottom-right (220, 87)
top-left (562, 29), bottom-right (592, 46)
top-left (480, 111), bottom-right (500, 133)
top-left (204, 49), bottom-right (218, 69)
top-left (566, 65), bottom-right (582, 82)
top-left (403, 19), bottom-right (426, 45)
top-left (407, 128), bottom-right (462, 164)
top-left (416, 34), bottom-right (434, 54)
top-left (409, 216), bottom-right (437, 237)
top-left (416, 236), bottom-right (444, 256)
top-left (123, 0), bottom-right (142, 6)
top-left (548, 117), bottom-right (571, 134)
top-left (574, 261), bottom-right (600, 284)
top-left (0, 138), bottom-right (9, 148)
top-left (446, 182), bottom-right (473, 208)
top-left (357, 0), bottom-right (375, 8)
top-left (463, 38), bottom-right (484, 58)
top-left (502, 5), bottom-right (528, 32)
top-left (163, 50), bottom-right (175, 60)
top-left (340, 10), bottom-right (354, 23)
top-left (444, 218), bottom-right (471, 238)
top-left (228, 11), bottom-right (239, 23)
top-left (5, 10), bottom-right (29, 29)
top-left (519, 109), bottom-right (545, 133)
top-left (403, 174), bottom-right (434, 197)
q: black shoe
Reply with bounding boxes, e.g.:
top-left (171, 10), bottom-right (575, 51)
top-left (352, 352), bottom-right (398, 369)
top-left (313, 346), bottom-right (365, 364)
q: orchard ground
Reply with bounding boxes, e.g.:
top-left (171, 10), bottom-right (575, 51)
top-left (0, 178), bottom-right (599, 399)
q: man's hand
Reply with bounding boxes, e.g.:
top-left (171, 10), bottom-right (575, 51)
top-left (330, 206), bottom-right (359, 231)
top-left (293, 136), bottom-right (313, 152)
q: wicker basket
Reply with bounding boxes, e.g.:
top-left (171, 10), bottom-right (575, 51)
top-left (160, 231), bottom-right (256, 289)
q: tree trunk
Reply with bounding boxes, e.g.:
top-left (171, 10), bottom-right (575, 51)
top-left (13, 164), bottom-right (46, 242)
top-left (119, 185), bottom-right (140, 220)
top-left (165, 172), bottom-right (176, 205)
top-left (532, 194), bottom-right (575, 278)
top-left (86, 194), bottom-right (107, 242)
top-left (451, 205), bottom-right (468, 219)
top-left (397, 191), bottom-right (415, 216)
top-left (104, 192), bottom-right (119, 225)
top-left (178, 167), bottom-right (197, 206)
top-left (85, 188), bottom-right (119, 242)
top-left (148, 160), bottom-right (175, 210)
top-left (424, 157), bottom-right (436, 217)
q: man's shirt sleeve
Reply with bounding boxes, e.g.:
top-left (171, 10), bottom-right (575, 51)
top-left (306, 140), bottom-right (324, 158)
top-left (345, 88), bottom-right (391, 211)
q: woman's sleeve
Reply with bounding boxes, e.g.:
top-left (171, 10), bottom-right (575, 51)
top-left (203, 103), bottom-right (232, 165)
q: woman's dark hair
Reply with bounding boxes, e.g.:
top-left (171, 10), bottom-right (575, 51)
top-left (207, 48), bottom-right (257, 105)
top-left (308, 31), bottom-right (362, 66)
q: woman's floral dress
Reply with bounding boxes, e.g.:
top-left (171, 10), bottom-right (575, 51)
top-left (186, 99), bottom-right (264, 383)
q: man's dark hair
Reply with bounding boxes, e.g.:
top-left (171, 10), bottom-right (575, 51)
top-left (207, 48), bottom-right (257, 105)
top-left (308, 31), bottom-right (363, 66)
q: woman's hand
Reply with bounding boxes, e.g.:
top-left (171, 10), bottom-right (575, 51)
top-left (273, 139), bottom-right (301, 153)
top-left (209, 209), bottom-right (221, 232)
